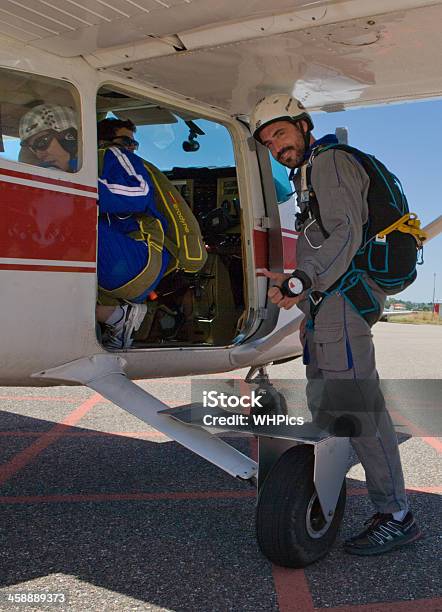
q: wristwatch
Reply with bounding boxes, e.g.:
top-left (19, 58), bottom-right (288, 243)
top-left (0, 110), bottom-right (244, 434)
top-left (280, 270), bottom-right (312, 298)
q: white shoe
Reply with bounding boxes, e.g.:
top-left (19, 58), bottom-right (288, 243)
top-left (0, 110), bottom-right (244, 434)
top-left (102, 303), bottom-right (147, 349)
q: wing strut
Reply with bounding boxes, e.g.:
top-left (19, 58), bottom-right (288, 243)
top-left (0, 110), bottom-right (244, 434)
top-left (33, 355), bottom-right (257, 481)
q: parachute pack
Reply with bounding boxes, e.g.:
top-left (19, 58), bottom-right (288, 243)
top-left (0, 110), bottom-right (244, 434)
top-left (301, 143), bottom-right (427, 325)
top-left (141, 160), bottom-right (207, 275)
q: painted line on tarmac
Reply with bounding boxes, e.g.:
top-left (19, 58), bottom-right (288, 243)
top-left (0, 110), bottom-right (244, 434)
top-left (348, 486), bottom-right (442, 496)
top-left (0, 393), bottom-right (102, 486)
top-left (273, 566), bottom-right (314, 612)
top-left (0, 489), bottom-right (255, 504)
top-left (0, 430), bottom-right (169, 439)
top-left (271, 484), bottom-right (441, 612)
top-left (0, 484), bottom-right (438, 506)
top-left (389, 408), bottom-right (442, 453)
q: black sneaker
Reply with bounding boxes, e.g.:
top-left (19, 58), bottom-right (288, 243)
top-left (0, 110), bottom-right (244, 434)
top-left (344, 511), bottom-right (421, 556)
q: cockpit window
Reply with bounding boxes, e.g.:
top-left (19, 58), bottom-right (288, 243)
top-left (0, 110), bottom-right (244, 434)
top-left (0, 68), bottom-right (81, 173)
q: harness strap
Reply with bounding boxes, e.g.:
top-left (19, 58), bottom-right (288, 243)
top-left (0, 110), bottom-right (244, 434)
top-left (309, 271), bottom-right (381, 327)
top-left (301, 149), bottom-right (427, 248)
top-left (300, 159), bottom-right (330, 239)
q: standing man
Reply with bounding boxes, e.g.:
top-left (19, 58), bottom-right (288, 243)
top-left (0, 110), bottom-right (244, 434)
top-left (250, 94), bottom-right (421, 555)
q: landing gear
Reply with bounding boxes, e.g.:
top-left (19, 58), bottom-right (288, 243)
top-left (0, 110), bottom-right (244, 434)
top-left (256, 444), bottom-right (346, 568)
top-left (245, 366), bottom-right (288, 416)
top-left (38, 355), bottom-right (349, 569)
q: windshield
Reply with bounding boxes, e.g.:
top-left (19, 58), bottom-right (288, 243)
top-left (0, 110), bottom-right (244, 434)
top-left (135, 117), bottom-right (235, 171)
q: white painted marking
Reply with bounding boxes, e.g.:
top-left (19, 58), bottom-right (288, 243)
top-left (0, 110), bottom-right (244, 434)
top-left (0, 173), bottom-right (98, 199)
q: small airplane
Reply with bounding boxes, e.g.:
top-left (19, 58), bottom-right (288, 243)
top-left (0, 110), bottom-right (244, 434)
top-left (1, 0), bottom-right (442, 568)
top-left (381, 308), bottom-right (418, 320)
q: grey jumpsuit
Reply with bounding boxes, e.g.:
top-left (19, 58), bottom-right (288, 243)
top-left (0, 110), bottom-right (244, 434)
top-left (295, 147), bottom-right (407, 514)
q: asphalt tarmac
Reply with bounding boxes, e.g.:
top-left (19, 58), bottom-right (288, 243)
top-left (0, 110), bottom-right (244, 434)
top-left (0, 323), bottom-right (441, 611)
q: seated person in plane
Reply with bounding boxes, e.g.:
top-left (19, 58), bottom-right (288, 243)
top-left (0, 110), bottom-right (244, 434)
top-left (19, 104), bottom-right (78, 172)
top-left (97, 118), bottom-right (208, 342)
top-left (95, 118), bottom-right (170, 347)
top-left (19, 106), bottom-right (169, 349)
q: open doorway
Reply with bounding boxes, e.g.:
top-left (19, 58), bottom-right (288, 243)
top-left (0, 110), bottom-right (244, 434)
top-left (96, 85), bottom-right (246, 349)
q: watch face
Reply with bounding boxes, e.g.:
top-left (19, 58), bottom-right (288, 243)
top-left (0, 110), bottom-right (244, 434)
top-left (288, 276), bottom-right (303, 295)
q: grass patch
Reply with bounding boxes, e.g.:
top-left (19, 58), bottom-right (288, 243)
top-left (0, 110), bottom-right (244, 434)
top-left (389, 311), bottom-right (442, 325)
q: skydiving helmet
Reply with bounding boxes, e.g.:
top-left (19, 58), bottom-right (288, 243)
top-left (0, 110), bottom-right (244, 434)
top-left (250, 94), bottom-right (314, 146)
top-left (19, 104), bottom-right (78, 156)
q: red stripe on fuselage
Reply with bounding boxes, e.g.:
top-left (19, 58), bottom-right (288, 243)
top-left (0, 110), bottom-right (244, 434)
top-left (282, 234), bottom-right (297, 270)
top-left (1, 180), bottom-right (97, 263)
top-left (253, 229), bottom-right (268, 269)
top-left (281, 228), bottom-right (299, 236)
top-left (0, 264), bottom-right (96, 273)
top-left (253, 229), bottom-right (298, 271)
top-left (0, 167), bottom-right (97, 193)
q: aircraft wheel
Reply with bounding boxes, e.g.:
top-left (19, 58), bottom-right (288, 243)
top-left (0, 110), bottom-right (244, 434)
top-left (256, 444), bottom-right (346, 568)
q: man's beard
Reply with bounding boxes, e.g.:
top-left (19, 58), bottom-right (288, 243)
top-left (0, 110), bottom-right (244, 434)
top-left (276, 144), bottom-right (305, 169)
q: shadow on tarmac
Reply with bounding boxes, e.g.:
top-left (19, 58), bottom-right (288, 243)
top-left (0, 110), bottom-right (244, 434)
top-left (0, 412), bottom-right (439, 610)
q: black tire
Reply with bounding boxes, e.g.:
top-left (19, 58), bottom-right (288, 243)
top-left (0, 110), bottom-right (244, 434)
top-left (256, 444), bottom-right (346, 568)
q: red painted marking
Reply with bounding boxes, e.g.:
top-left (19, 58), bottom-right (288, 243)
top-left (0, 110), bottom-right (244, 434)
top-left (253, 229), bottom-right (298, 271)
top-left (0, 430), bottom-right (168, 439)
top-left (319, 597), bottom-right (442, 611)
top-left (249, 436), bottom-right (258, 462)
top-left (273, 567), bottom-right (315, 612)
top-left (1, 180), bottom-right (97, 262)
top-left (0, 489), bottom-right (255, 504)
top-left (253, 229), bottom-right (268, 269)
top-left (404, 485), bottom-right (442, 494)
top-left (282, 234), bottom-right (297, 270)
top-left (389, 409), bottom-right (442, 454)
top-left (281, 228), bottom-right (299, 237)
top-left (0, 393), bottom-right (101, 486)
top-left (0, 380), bottom-right (192, 403)
top-left (383, 394), bottom-right (440, 407)
top-left (0, 264), bottom-right (96, 273)
top-left (348, 486), bottom-right (442, 496)
top-left (0, 167), bottom-right (97, 193)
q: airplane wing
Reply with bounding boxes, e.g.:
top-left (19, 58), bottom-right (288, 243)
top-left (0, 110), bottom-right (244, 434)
top-left (1, 0), bottom-right (442, 118)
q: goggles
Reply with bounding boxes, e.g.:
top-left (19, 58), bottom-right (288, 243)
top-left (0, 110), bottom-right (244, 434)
top-left (26, 131), bottom-right (56, 153)
top-left (112, 135), bottom-right (139, 150)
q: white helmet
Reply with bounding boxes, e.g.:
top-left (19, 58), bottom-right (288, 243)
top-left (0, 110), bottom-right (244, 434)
top-left (19, 104), bottom-right (77, 143)
top-left (251, 94), bottom-right (313, 142)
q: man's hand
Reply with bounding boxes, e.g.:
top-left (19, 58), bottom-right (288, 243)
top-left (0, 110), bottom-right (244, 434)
top-left (262, 269), bottom-right (306, 310)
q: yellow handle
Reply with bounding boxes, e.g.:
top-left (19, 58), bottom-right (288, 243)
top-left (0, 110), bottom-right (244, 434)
top-left (377, 213), bottom-right (427, 242)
